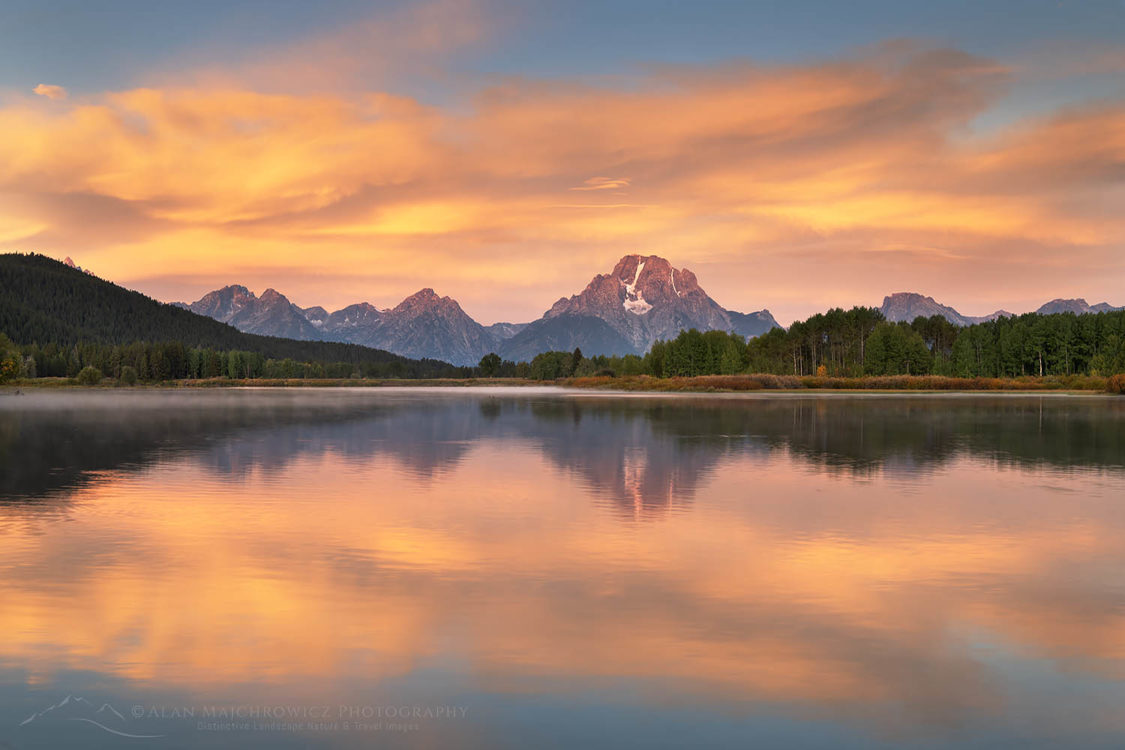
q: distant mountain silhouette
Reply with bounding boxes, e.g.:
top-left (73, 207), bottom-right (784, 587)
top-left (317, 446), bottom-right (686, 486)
top-left (880, 293), bottom-right (1011, 326)
top-left (179, 254), bottom-right (779, 363)
top-left (322, 288), bottom-right (496, 366)
top-left (1035, 298), bottom-right (1124, 315)
top-left (180, 285), bottom-right (494, 365)
top-left (880, 292), bottom-right (1120, 326)
top-left (177, 284), bottom-right (321, 340)
top-left (0, 253), bottom-right (457, 374)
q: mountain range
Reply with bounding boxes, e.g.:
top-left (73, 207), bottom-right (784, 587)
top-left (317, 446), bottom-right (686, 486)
top-left (176, 258), bottom-right (1123, 364)
top-left (7, 252), bottom-right (1123, 368)
top-left (178, 255), bottom-right (780, 365)
top-left (880, 292), bottom-right (1123, 326)
top-left (0, 253), bottom-right (461, 377)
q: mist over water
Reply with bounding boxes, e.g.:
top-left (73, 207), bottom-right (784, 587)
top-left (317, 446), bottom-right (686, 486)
top-left (1, 388), bottom-right (1124, 748)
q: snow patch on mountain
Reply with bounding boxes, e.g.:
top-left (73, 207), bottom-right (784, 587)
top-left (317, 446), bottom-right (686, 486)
top-left (622, 260), bottom-right (652, 315)
top-left (623, 295), bottom-right (653, 314)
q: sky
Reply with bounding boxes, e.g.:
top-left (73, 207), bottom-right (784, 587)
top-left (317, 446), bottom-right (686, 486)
top-left (1, 0), bottom-right (1123, 325)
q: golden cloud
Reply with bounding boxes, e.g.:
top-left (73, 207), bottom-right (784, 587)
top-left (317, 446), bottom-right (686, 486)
top-left (571, 176), bottom-right (632, 191)
top-left (0, 41), bottom-right (1123, 322)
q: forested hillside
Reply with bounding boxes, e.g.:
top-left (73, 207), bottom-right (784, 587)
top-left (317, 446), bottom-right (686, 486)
top-left (0, 253), bottom-right (464, 379)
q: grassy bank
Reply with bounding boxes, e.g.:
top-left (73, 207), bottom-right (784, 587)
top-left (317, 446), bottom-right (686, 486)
top-left (175, 377), bottom-right (543, 388)
top-left (5, 373), bottom-right (1123, 393)
top-left (565, 373), bottom-right (1116, 393)
top-left (2, 377), bottom-right (541, 389)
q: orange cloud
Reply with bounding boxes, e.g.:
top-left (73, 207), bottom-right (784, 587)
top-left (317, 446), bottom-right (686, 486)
top-left (570, 176), bottom-right (632, 191)
top-left (32, 83), bottom-right (67, 100)
top-left (0, 40), bottom-right (1123, 323)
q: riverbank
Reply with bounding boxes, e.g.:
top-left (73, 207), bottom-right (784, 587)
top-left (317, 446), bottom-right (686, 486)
top-left (1, 376), bottom-right (542, 389)
top-left (565, 373), bottom-right (1119, 393)
top-left (4, 373), bottom-right (1122, 393)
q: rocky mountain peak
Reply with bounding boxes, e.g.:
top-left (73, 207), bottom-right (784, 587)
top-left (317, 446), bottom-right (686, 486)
top-left (885, 292), bottom-right (929, 304)
top-left (616, 255), bottom-right (705, 307)
top-left (60, 256), bottom-right (93, 275)
top-left (882, 292), bottom-right (1020, 326)
top-left (612, 254), bottom-right (670, 280)
top-left (881, 292), bottom-right (970, 326)
top-left (395, 288), bottom-right (458, 314)
top-left (1038, 298), bottom-right (1123, 315)
top-left (180, 284), bottom-right (321, 341)
top-left (302, 306), bottom-right (329, 325)
top-left (1036, 298), bottom-right (1088, 315)
top-left (218, 284), bottom-right (254, 300)
top-left (357, 288), bottom-right (493, 365)
top-left (532, 254), bottom-right (776, 354)
top-left (319, 302), bottom-right (384, 333)
top-left (185, 284), bottom-right (257, 320)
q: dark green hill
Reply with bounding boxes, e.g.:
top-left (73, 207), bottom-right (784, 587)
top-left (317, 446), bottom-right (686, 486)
top-left (0, 253), bottom-right (462, 376)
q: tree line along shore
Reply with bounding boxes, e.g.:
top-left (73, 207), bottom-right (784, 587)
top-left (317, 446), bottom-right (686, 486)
top-left (3, 306), bottom-right (1125, 394)
top-left (4, 374), bottom-right (1122, 394)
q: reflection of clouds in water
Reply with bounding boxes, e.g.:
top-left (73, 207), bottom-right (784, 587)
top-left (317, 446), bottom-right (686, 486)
top-left (1, 451), bottom-right (1123, 741)
top-left (0, 391), bottom-right (1124, 746)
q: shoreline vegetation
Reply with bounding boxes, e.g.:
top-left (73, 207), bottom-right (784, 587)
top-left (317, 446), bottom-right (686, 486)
top-left (2, 255), bottom-right (1123, 395)
top-left (5, 373), bottom-right (1123, 394)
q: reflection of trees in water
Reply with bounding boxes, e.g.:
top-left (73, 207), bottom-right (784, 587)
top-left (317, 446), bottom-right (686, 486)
top-left (1, 392), bottom-right (1122, 512)
top-left (619, 396), bottom-right (1125, 478)
top-left (0, 393), bottom-right (479, 501)
top-left (516, 396), bottom-right (1125, 515)
top-left (747, 397), bottom-right (1125, 477)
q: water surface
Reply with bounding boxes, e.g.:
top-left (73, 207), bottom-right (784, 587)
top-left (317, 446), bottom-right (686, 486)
top-left (1, 387), bottom-right (1124, 748)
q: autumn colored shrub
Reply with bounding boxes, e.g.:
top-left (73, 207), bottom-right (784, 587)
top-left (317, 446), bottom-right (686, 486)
top-left (0, 332), bottom-right (18, 383)
top-left (0, 354), bottom-right (16, 383)
top-left (750, 374), bottom-right (785, 389)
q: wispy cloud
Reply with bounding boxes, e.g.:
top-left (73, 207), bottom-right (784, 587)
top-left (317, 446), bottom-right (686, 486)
top-left (0, 32), bottom-right (1123, 323)
top-left (570, 176), bottom-right (631, 191)
top-left (33, 83), bottom-right (67, 100)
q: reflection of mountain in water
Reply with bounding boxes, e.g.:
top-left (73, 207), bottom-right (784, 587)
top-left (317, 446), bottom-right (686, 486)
top-left (517, 399), bottom-right (750, 518)
top-left (1, 391), bottom-right (1123, 514)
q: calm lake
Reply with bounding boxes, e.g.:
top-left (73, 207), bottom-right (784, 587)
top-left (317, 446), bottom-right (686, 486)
top-left (1, 387), bottom-right (1124, 749)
